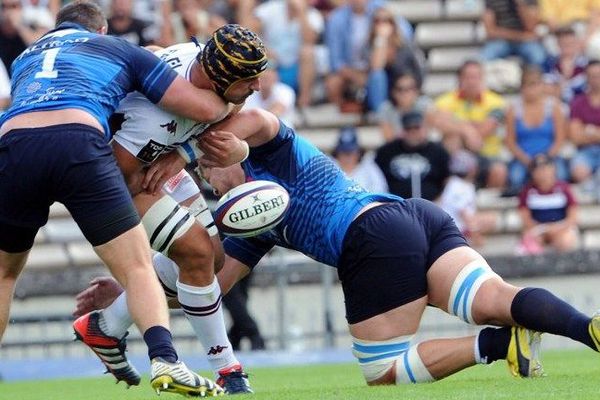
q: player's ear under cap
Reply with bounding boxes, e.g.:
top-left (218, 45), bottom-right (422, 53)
top-left (198, 24), bottom-right (268, 99)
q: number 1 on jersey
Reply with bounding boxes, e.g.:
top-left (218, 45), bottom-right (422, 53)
top-left (35, 48), bottom-right (60, 79)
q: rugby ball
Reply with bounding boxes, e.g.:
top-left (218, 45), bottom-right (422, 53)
top-left (214, 180), bottom-right (290, 237)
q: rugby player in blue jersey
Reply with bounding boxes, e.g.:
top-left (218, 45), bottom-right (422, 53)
top-left (0, 1), bottom-right (240, 396)
top-left (75, 107), bottom-right (600, 385)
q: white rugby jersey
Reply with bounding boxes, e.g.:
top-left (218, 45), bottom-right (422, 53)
top-left (112, 42), bottom-right (227, 164)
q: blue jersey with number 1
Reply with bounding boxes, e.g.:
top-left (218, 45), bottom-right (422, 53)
top-left (0, 22), bottom-right (178, 138)
top-left (223, 121), bottom-right (403, 268)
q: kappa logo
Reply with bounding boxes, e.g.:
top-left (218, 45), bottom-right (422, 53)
top-left (207, 345), bottom-right (228, 356)
top-left (160, 120), bottom-right (177, 135)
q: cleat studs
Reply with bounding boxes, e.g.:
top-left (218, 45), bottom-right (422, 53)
top-left (162, 382), bottom-right (168, 390)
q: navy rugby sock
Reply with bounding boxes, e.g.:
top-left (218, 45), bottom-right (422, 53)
top-left (477, 327), bottom-right (511, 364)
top-left (143, 326), bottom-right (178, 363)
top-left (511, 288), bottom-right (595, 350)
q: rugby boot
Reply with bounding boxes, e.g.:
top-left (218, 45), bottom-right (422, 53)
top-left (506, 326), bottom-right (545, 378)
top-left (73, 311), bottom-right (141, 387)
top-left (217, 364), bottom-right (253, 394)
top-left (150, 357), bottom-right (224, 397)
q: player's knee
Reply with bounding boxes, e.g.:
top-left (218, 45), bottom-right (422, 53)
top-left (471, 279), bottom-right (519, 325)
top-left (447, 259), bottom-right (500, 324)
top-left (141, 196), bottom-right (194, 255)
top-left (168, 226), bottom-right (214, 274)
top-left (352, 336), bottom-right (434, 385)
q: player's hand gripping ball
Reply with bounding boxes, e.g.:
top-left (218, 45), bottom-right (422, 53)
top-left (215, 180), bottom-right (290, 237)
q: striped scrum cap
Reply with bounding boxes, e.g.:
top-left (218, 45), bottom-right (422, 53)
top-left (199, 24), bottom-right (268, 99)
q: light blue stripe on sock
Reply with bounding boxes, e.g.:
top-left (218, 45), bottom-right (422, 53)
top-left (353, 341), bottom-right (410, 354)
top-left (357, 350), bottom-right (406, 364)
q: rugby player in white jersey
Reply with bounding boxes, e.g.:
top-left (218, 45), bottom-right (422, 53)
top-left (72, 24), bottom-right (267, 394)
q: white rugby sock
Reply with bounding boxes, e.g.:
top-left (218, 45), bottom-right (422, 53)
top-left (98, 292), bottom-right (133, 339)
top-left (177, 278), bottom-right (239, 374)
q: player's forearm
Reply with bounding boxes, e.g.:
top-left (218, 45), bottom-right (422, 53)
top-left (210, 108), bottom-right (279, 147)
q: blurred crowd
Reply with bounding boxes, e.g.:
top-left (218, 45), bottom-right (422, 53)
top-left (3, 0), bottom-right (600, 256)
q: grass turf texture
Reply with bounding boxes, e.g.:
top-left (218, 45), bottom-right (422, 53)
top-left (2, 350), bottom-right (598, 400)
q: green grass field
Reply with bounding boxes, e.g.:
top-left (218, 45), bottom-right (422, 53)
top-left (2, 350), bottom-right (598, 400)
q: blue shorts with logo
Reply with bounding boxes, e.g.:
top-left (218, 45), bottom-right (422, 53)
top-left (0, 124), bottom-right (139, 252)
top-left (338, 198), bottom-right (468, 324)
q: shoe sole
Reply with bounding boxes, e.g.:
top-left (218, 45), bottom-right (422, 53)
top-left (73, 330), bottom-right (141, 386)
top-left (151, 375), bottom-right (221, 397)
top-left (508, 328), bottom-right (544, 378)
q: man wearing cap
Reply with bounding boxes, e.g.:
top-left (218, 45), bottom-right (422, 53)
top-left (375, 111), bottom-right (450, 200)
top-left (72, 24), bottom-right (267, 394)
top-left (332, 126), bottom-right (388, 193)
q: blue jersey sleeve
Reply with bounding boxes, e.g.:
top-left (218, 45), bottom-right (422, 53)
top-left (223, 236), bottom-right (275, 269)
top-left (124, 42), bottom-right (178, 104)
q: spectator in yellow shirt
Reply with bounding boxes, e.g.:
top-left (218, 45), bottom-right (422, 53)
top-left (435, 60), bottom-right (508, 189)
top-left (539, 0), bottom-right (600, 32)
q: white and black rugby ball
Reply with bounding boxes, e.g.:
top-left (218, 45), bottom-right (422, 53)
top-left (214, 180), bottom-right (290, 237)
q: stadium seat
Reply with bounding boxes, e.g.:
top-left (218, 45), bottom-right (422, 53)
top-left (475, 234), bottom-right (519, 256)
top-left (48, 202), bottom-right (70, 218)
top-left (297, 125), bottom-right (384, 153)
top-left (502, 209), bottom-right (522, 233)
top-left (422, 73), bottom-right (457, 96)
top-left (301, 103), bottom-right (361, 129)
top-left (445, 0), bottom-right (484, 20)
top-left (427, 47), bottom-right (481, 72)
top-left (583, 230), bottom-right (600, 249)
top-left (42, 219), bottom-right (85, 243)
top-left (415, 21), bottom-right (477, 48)
top-left (66, 242), bottom-right (101, 266)
top-left (578, 209), bottom-right (600, 229)
top-left (387, 0), bottom-right (443, 23)
top-left (28, 244), bottom-right (70, 270)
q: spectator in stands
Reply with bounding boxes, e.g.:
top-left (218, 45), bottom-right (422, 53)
top-left (131, 0), bottom-right (173, 46)
top-left (107, 0), bottom-right (153, 46)
top-left (0, 61), bottom-right (9, 111)
top-left (332, 126), bottom-right (388, 193)
top-left (435, 60), bottom-right (508, 189)
top-left (377, 73), bottom-right (434, 142)
top-left (366, 6), bottom-right (424, 112)
top-left (505, 65), bottom-right (568, 192)
top-left (325, 0), bottom-right (413, 112)
top-left (244, 67), bottom-right (297, 128)
top-left (205, 0), bottom-right (257, 27)
top-left (543, 26), bottom-right (587, 103)
top-left (481, 0), bottom-right (546, 67)
top-left (249, 0), bottom-right (324, 108)
top-left (518, 154), bottom-right (579, 254)
top-left (569, 60), bottom-right (600, 187)
top-left (22, 0), bottom-right (60, 17)
top-left (539, 0), bottom-right (600, 33)
top-left (170, 0), bottom-right (215, 44)
top-left (439, 149), bottom-right (498, 247)
top-left (0, 0), bottom-right (49, 74)
top-left (375, 111), bottom-right (450, 200)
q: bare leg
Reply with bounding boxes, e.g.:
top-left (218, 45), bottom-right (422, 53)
top-left (0, 249), bottom-right (28, 340)
top-left (94, 224), bottom-right (169, 333)
top-left (297, 45), bottom-right (316, 107)
top-left (351, 296), bottom-right (481, 384)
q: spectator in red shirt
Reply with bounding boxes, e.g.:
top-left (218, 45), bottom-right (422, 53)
top-left (569, 60), bottom-right (600, 186)
top-left (518, 154), bottom-right (579, 254)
